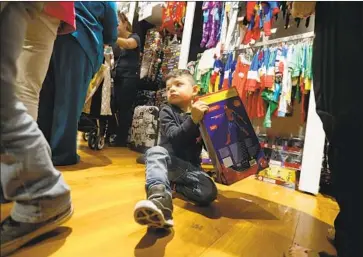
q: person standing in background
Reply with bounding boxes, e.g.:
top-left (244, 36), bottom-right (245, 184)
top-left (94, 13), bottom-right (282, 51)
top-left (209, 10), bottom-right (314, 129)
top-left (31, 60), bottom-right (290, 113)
top-left (38, 2), bottom-right (118, 166)
top-left (286, 2), bottom-right (363, 257)
top-left (1, 3), bottom-right (73, 256)
top-left (15, 2), bottom-right (76, 120)
top-left (111, 12), bottom-right (141, 147)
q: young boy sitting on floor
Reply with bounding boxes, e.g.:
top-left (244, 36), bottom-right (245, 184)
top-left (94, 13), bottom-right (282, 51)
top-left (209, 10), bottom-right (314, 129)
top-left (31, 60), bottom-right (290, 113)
top-left (134, 70), bottom-right (218, 229)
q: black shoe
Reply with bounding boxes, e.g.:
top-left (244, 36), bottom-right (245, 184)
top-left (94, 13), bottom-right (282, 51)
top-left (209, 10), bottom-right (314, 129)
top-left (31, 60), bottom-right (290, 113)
top-left (0, 205), bottom-right (73, 257)
top-left (136, 154), bottom-right (146, 165)
top-left (134, 185), bottom-right (174, 229)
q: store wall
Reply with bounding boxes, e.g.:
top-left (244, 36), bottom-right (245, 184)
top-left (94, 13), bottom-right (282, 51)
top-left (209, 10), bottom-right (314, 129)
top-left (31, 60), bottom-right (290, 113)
top-left (252, 101), bottom-right (305, 138)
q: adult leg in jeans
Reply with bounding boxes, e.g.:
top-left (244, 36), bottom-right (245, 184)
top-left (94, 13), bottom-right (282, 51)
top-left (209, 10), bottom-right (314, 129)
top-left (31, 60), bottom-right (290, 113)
top-left (0, 3), bottom-right (73, 256)
top-left (15, 11), bottom-right (60, 120)
top-left (134, 146), bottom-right (217, 229)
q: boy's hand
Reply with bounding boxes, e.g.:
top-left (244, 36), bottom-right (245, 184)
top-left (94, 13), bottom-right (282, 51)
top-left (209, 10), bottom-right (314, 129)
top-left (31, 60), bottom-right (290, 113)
top-left (191, 101), bottom-right (209, 124)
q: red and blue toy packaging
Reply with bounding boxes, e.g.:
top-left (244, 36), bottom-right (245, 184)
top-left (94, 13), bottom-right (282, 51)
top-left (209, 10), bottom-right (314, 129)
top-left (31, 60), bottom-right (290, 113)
top-left (199, 87), bottom-right (268, 185)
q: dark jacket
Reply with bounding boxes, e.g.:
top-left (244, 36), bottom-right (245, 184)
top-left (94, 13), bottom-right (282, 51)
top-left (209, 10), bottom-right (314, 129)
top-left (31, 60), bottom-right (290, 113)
top-left (158, 104), bottom-right (203, 167)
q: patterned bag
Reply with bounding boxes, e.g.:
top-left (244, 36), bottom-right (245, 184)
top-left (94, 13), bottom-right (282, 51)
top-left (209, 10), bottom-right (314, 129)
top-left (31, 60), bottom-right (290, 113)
top-left (129, 106), bottom-right (160, 153)
top-left (155, 88), bottom-right (168, 108)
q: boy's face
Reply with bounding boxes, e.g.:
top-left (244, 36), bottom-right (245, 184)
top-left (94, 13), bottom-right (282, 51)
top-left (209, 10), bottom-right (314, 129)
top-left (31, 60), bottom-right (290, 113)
top-left (166, 75), bottom-right (198, 107)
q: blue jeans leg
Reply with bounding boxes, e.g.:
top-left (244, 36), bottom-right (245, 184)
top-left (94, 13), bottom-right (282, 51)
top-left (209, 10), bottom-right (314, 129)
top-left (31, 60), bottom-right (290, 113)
top-left (0, 2), bottom-right (71, 223)
top-left (145, 146), bottom-right (217, 205)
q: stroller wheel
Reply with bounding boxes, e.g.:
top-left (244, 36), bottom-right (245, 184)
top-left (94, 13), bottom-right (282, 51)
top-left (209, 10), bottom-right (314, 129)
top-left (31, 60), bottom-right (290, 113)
top-left (83, 132), bottom-right (89, 142)
top-left (88, 133), bottom-right (97, 150)
top-left (96, 136), bottom-right (105, 150)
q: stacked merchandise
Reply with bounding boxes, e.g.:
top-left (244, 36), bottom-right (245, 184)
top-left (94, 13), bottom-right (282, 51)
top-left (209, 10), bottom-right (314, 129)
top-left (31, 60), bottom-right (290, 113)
top-left (256, 133), bottom-right (304, 189)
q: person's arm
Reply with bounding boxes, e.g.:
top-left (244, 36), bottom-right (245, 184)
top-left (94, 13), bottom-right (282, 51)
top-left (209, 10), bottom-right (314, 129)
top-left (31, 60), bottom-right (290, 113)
top-left (102, 2), bottom-right (118, 45)
top-left (160, 106), bottom-right (200, 146)
top-left (116, 34), bottom-right (139, 50)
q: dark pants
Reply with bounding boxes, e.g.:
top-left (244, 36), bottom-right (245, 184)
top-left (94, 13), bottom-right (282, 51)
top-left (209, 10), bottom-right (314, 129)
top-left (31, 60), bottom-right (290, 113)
top-left (145, 146), bottom-right (218, 206)
top-left (314, 3), bottom-right (363, 257)
top-left (38, 34), bottom-right (94, 166)
top-left (113, 76), bottom-right (138, 145)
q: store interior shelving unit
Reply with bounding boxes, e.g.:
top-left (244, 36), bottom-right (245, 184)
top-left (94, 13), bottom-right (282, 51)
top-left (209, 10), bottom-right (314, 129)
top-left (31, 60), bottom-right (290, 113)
top-left (127, 1), bottom-right (326, 195)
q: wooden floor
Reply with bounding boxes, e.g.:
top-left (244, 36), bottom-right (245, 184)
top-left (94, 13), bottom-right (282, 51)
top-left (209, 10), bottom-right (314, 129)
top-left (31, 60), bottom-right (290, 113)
top-left (1, 137), bottom-right (339, 257)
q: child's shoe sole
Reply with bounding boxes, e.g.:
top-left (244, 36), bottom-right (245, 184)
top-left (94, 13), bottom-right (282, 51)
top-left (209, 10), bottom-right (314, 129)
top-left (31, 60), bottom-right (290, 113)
top-left (134, 200), bottom-right (173, 229)
top-left (1, 205), bottom-right (74, 257)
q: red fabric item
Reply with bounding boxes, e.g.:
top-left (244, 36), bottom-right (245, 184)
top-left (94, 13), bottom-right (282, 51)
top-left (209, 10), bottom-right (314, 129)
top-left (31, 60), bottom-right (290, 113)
top-left (246, 2), bottom-right (257, 22)
top-left (210, 71), bottom-right (218, 86)
top-left (252, 14), bottom-right (261, 41)
top-left (43, 2), bottom-right (76, 35)
top-left (263, 75), bottom-right (274, 89)
top-left (263, 19), bottom-right (272, 36)
top-left (232, 60), bottom-right (250, 105)
top-left (160, 2), bottom-right (186, 35)
top-left (243, 29), bottom-right (254, 45)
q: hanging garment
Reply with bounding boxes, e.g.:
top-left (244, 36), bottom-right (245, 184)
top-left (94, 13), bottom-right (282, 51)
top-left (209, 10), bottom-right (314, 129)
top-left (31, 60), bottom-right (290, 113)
top-left (200, 2), bottom-right (223, 49)
top-left (160, 2), bottom-right (186, 35)
top-left (246, 50), bottom-right (261, 92)
top-left (198, 48), bottom-right (216, 75)
top-left (259, 48), bottom-right (269, 88)
top-left (263, 48), bottom-right (277, 89)
top-left (291, 2), bottom-right (316, 18)
top-left (289, 43), bottom-right (304, 79)
top-left (303, 44), bottom-right (313, 91)
top-left (200, 70), bottom-right (212, 95)
top-left (206, 2), bottom-right (223, 48)
top-left (222, 52), bottom-right (234, 89)
top-left (224, 2), bottom-right (240, 51)
top-left (200, 2), bottom-right (213, 48)
top-left (278, 45), bottom-right (293, 117)
top-left (261, 2), bottom-right (279, 36)
top-left (261, 89), bottom-right (278, 128)
top-left (232, 55), bottom-right (250, 104)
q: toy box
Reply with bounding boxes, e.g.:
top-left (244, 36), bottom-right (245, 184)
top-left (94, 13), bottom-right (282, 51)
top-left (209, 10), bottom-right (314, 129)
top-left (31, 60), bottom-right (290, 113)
top-left (257, 165), bottom-right (299, 189)
top-left (269, 149), bottom-right (303, 170)
top-left (199, 87), bottom-right (268, 185)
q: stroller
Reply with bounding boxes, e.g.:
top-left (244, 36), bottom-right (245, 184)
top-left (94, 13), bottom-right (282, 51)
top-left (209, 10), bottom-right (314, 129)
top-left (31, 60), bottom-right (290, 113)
top-left (78, 50), bottom-right (115, 150)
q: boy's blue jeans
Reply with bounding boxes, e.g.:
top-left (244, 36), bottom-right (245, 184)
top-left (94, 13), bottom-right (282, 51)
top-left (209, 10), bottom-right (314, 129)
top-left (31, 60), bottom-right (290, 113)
top-left (145, 146), bottom-right (217, 206)
top-left (0, 2), bottom-right (71, 223)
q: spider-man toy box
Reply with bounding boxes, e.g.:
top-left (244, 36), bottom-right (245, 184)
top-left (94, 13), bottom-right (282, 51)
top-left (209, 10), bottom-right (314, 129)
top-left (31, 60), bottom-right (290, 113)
top-left (199, 87), bottom-right (269, 185)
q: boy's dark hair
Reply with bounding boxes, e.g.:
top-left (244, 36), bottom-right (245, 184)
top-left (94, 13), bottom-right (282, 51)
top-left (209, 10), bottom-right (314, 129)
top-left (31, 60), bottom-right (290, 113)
top-left (165, 69), bottom-right (196, 86)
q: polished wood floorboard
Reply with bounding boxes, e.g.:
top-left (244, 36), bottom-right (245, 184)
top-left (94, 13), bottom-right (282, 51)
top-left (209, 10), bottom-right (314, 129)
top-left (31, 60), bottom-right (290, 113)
top-left (1, 138), bottom-right (339, 257)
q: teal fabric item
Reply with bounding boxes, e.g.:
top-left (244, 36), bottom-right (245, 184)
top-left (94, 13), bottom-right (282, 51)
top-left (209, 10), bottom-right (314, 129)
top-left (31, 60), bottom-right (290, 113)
top-left (290, 44), bottom-right (304, 78)
top-left (72, 2), bottom-right (118, 72)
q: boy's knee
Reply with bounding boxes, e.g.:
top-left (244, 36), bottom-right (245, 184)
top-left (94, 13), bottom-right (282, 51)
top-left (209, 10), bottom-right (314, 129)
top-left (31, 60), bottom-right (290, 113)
top-left (145, 146), bottom-right (168, 158)
top-left (196, 175), bottom-right (217, 206)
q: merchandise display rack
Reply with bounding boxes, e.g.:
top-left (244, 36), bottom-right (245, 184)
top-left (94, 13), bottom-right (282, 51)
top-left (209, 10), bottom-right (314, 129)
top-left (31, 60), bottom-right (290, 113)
top-left (135, 2), bottom-right (325, 195)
